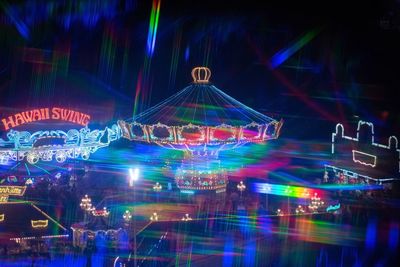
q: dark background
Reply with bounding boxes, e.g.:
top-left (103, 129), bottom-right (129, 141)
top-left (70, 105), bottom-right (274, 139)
top-left (0, 0), bottom-right (399, 142)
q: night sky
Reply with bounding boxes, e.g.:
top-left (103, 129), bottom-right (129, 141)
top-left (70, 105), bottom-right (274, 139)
top-left (0, 0), bottom-right (399, 141)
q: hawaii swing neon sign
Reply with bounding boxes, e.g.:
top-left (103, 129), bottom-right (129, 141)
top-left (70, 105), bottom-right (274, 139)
top-left (1, 107), bottom-right (91, 130)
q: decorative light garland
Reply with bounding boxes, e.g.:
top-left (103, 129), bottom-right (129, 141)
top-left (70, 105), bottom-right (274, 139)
top-left (80, 194), bottom-right (95, 213)
top-left (153, 182), bottom-right (162, 192)
top-left (150, 212), bottom-right (158, 221)
top-left (237, 181), bottom-right (246, 192)
top-left (181, 213), bottom-right (192, 221)
top-left (276, 209), bottom-right (283, 216)
top-left (40, 234), bottom-right (69, 239)
top-left (123, 210), bottom-right (132, 222)
top-left (175, 167), bottom-right (228, 191)
top-left (308, 193), bottom-right (324, 213)
top-left (92, 207), bottom-right (110, 217)
top-left (295, 205), bottom-right (305, 215)
top-left (119, 120), bottom-right (282, 148)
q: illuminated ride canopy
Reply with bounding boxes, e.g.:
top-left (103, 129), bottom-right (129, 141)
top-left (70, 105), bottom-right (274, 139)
top-left (119, 67), bottom-right (283, 192)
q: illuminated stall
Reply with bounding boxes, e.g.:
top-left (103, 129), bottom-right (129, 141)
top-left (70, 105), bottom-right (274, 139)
top-left (326, 120), bottom-right (400, 184)
top-left (0, 185), bottom-right (68, 244)
top-left (71, 215), bottom-right (128, 251)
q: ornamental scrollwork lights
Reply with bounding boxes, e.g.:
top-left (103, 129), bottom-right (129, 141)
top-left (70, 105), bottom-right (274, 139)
top-left (118, 119), bottom-right (283, 150)
top-left (0, 124), bottom-right (121, 164)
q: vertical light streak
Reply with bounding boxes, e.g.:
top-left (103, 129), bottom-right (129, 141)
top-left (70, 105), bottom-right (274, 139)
top-left (389, 222), bottom-right (399, 251)
top-left (146, 0), bottom-right (161, 57)
top-left (203, 36), bottom-right (212, 67)
top-left (99, 25), bottom-right (116, 82)
top-left (135, 0), bottom-right (161, 117)
top-left (24, 163), bottom-right (31, 176)
top-left (365, 219), bottom-right (377, 250)
top-left (168, 27), bottom-right (182, 92)
top-left (223, 235), bottom-right (234, 266)
top-left (133, 70), bottom-right (143, 117)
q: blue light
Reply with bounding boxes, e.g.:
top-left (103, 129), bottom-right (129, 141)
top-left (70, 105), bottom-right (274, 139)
top-left (389, 223), bottom-right (399, 251)
top-left (365, 219), bottom-right (377, 250)
top-left (180, 190), bottom-right (195, 194)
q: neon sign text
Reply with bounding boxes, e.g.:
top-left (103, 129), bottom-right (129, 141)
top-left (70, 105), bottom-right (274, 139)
top-left (0, 186), bottom-right (26, 196)
top-left (326, 203), bottom-right (341, 212)
top-left (2, 107), bottom-right (91, 130)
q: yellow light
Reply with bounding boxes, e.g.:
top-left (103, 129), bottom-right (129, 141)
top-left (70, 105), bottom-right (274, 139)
top-left (150, 212), bottom-right (159, 221)
top-left (0, 186), bottom-right (27, 196)
top-left (0, 214), bottom-right (4, 222)
top-left (191, 67), bottom-right (211, 83)
top-left (31, 220), bottom-right (48, 228)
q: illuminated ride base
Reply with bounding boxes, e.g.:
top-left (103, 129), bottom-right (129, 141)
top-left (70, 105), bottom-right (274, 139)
top-left (119, 67), bottom-right (283, 193)
top-left (0, 124), bottom-right (121, 165)
top-left (175, 151), bottom-right (228, 193)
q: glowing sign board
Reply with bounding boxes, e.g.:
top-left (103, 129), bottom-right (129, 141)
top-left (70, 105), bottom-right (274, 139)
top-left (326, 203), bottom-right (341, 212)
top-left (0, 186), bottom-right (27, 196)
top-left (1, 107), bottom-right (91, 130)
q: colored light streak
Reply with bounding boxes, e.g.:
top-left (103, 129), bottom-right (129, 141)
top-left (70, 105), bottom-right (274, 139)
top-left (180, 190), bottom-right (195, 194)
top-left (146, 0), bottom-right (161, 57)
top-left (315, 184), bottom-right (383, 191)
top-left (290, 219), bottom-right (364, 246)
top-left (271, 28), bottom-right (322, 68)
top-left (31, 164), bottom-right (51, 174)
top-left (133, 69), bottom-right (143, 117)
top-left (246, 34), bottom-right (339, 122)
top-left (389, 222), bottom-right (399, 251)
top-left (24, 163), bottom-right (30, 176)
top-left (168, 28), bottom-right (182, 92)
top-left (0, 1), bottom-right (30, 39)
top-left (99, 25), bottom-right (117, 83)
top-left (223, 235), bottom-right (234, 266)
top-left (185, 46), bottom-right (190, 61)
top-left (244, 240), bottom-right (256, 266)
top-left (254, 183), bottom-right (323, 198)
top-left (365, 219), bottom-right (377, 250)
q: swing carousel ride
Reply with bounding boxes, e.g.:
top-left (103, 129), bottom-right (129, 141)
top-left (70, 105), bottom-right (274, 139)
top-left (119, 67), bottom-right (283, 193)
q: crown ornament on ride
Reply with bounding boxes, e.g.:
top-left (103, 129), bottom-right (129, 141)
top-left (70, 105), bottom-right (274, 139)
top-left (191, 67), bottom-right (211, 83)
